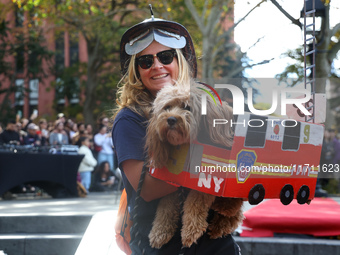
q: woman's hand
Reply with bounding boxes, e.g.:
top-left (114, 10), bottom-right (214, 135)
top-left (122, 159), bottom-right (178, 202)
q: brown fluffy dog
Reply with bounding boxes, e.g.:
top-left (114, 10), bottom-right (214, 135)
top-left (146, 81), bottom-right (244, 248)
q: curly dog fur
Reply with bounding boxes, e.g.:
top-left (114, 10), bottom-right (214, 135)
top-left (146, 81), bottom-right (243, 248)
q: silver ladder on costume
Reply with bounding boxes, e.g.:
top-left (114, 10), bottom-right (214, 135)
top-left (303, 0), bottom-right (316, 123)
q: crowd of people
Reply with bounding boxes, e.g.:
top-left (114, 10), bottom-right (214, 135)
top-left (319, 128), bottom-right (340, 190)
top-left (0, 113), bottom-right (121, 195)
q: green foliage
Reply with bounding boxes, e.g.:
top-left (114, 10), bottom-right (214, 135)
top-left (275, 47), bottom-right (305, 87)
top-left (51, 65), bottom-right (81, 105)
top-left (324, 178), bottom-right (339, 194)
top-left (5, 0), bottom-right (254, 124)
top-left (0, 18), bottom-right (53, 124)
top-left (9, 0), bottom-right (141, 125)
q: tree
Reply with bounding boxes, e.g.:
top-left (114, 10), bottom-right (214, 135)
top-left (146, 0), bottom-right (272, 101)
top-left (9, 0), bottom-right (143, 126)
top-left (270, 0), bottom-right (340, 127)
top-left (0, 15), bottom-right (53, 124)
top-left (184, 0), bottom-right (272, 83)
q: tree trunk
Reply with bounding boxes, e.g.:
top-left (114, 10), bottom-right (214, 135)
top-left (314, 4), bottom-right (334, 128)
top-left (83, 68), bottom-right (96, 127)
top-left (83, 44), bottom-right (98, 127)
top-left (202, 36), bottom-right (214, 82)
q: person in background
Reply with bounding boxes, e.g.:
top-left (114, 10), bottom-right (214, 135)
top-left (72, 122), bottom-right (86, 145)
top-left (15, 121), bottom-right (25, 144)
top-left (21, 111), bottom-right (38, 133)
top-left (98, 116), bottom-right (109, 130)
top-left (0, 120), bottom-right (21, 145)
top-left (57, 113), bottom-right (66, 124)
top-left (23, 123), bottom-right (41, 146)
top-left (47, 121), bottom-right (54, 133)
top-left (90, 161), bottom-right (115, 192)
top-left (69, 122), bottom-right (78, 141)
top-left (94, 125), bottom-right (114, 171)
top-left (64, 119), bottom-right (75, 143)
top-left (78, 136), bottom-right (97, 193)
top-left (85, 123), bottom-right (95, 151)
top-left (329, 128), bottom-right (340, 165)
top-left (20, 118), bottom-right (29, 132)
top-left (49, 121), bottom-right (69, 145)
top-left (38, 118), bottom-right (49, 146)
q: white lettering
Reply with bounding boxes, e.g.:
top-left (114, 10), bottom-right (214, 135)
top-left (213, 176), bottom-right (224, 193)
top-left (197, 173), bottom-right (211, 189)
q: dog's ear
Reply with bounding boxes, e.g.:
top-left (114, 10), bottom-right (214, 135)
top-left (189, 86), bottom-right (203, 139)
top-left (146, 117), bottom-right (171, 168)
top-left (205, 98), bottom-right (234, 148)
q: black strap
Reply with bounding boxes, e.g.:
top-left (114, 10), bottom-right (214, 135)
top-left (130, 162), bottom-right (149, 254)
top-left (120, 202), bottom-right (129, 237)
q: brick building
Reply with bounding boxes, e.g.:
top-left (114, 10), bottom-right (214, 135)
top-left (0, 0), bottom-right (88, 120)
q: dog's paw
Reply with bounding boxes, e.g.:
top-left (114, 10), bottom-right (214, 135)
top-left (181, 191), bottom-right (215, 247)
top-left (149, 192), bottom-right (181, 248)
top-left (181, 220), bottom-right (208, 248)
top-left (208, 209), bottom-right (244, 239)
top-left (208, 213), bottom-right (231, 239)
top-left (149, 230), bottom-right (175, 249)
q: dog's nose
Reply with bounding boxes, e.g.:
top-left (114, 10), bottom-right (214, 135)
top-left (167, 116), bottom-right (177, 126)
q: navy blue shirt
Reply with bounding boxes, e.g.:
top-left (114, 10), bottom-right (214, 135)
top-left (112, 108), bottom-right (160, 229)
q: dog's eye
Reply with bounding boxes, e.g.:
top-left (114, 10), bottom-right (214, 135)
top-left (164, 105), bottom-right (171, 111)
top-left (184, 105), bottom-right (191, 111)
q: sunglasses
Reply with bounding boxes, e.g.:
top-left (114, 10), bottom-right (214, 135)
top-left (136, 49), bottom-right (177, 69)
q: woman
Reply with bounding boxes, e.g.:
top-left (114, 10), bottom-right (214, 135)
top-left (38, 118), bottom-right (49, 146)
top-left (49, 121), bottom-right (69, 145)
top-left (94, 124), bottom-right (115, 170)
top-left (72, 122), bottom-right (86, 145)
top-left (90, 161), bottom-right (115, 192)
top-left (112, 15), bottom-right (240, 255)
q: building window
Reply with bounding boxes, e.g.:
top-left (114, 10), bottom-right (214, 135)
top-left (69, 77), bottom-right (80, 104)
top-left (29, 79), bottom-right (39, 106)
top-left (15, 35), bottom-right (25, 73)
top-left (55, 32), bottom-right (65, 71)
top-left (55, 77), bottom-right (65, 105)
top-left (15, 7), bottom-right (24, 27)
top-left (15, 79), bottom-right (24, 106)
top-left (70, 34), bottom-right (79, 67)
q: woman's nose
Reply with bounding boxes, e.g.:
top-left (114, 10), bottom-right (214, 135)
top-left (151, 57), bottom-right (163, 69)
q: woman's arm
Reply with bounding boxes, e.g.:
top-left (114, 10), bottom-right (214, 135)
top-left (122, 159), bottom-right (178, 202)
top-left (94, 134), bottom-right (104, 146)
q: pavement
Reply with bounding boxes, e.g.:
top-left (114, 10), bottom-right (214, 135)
top-left (0, 191), bottom-right (121, 255)
top-left (0, 191), bottom-right (120, 216)
top-left (1, 192), bottom-right (340, 255)
top-left (0, 191), bottom-right (253, 254)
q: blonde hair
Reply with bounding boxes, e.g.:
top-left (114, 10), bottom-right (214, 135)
top-left (113, 48), bottom-right (192, 119)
